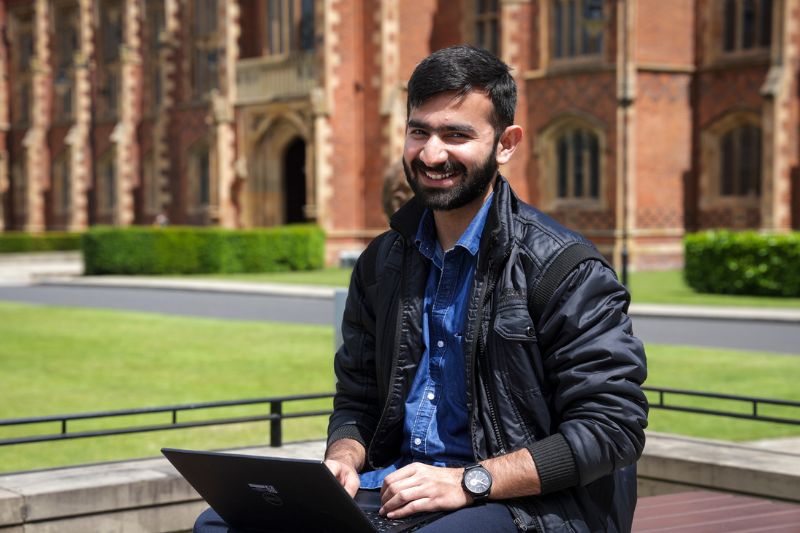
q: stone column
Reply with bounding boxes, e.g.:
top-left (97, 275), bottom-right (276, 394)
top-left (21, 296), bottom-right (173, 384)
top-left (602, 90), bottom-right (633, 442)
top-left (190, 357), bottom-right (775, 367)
top-left (150, 0), bottom-right (181, 217)
top-left (213, 0), bottom-right (239, 228)
top-left (66, 0), bottom-right (96, 231)
top-left (760, 0), bottom-right (797, 232)
top-left (314, 0), bottom-right (338, 241)
top-left (379, 0), bottom-right (404, 167)
top-left (500, 0), bottom-right (532, 198)
top-left (24, 0), bottom-right (52, 233)
top-left (615, 0), bottom-right (637, 280)
top-left (114, 0), bottom-right (143, 226)
top-left (0, 3), bottom-right (9, 231)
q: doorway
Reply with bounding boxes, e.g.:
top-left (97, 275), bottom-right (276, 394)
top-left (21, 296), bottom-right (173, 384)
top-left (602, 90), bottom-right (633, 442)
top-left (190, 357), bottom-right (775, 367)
top-left (283, 137), bottom-right (306, 223)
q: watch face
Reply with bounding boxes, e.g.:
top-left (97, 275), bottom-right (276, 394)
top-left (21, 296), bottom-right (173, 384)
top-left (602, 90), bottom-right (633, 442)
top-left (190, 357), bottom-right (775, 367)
top-left (465, 468), bottom-right (491, 494)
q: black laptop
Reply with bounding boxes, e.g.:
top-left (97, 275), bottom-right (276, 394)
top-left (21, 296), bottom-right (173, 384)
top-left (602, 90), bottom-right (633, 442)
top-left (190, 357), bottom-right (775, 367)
top-left (162, 448), bottom-right (445, 533)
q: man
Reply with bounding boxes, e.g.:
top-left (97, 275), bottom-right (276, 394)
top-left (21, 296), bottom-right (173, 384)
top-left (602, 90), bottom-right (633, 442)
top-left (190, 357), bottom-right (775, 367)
top-left (196, 45), bottom-right (647, 532)
top-left (325, 45), bottom-right (647, 532)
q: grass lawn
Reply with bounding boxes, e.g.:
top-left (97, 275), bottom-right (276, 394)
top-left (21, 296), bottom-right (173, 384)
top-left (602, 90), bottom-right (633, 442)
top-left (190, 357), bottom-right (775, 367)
top-left (0, 301), bottom-right (336, 473)
top-left (644, 344), bottom-right (800, 441)
top-left (170, 268), bottom-right (800, 308)
top-left (1, 301), bottom-right (798, 474)
top-left (629, 270), bottom-right (800, 309)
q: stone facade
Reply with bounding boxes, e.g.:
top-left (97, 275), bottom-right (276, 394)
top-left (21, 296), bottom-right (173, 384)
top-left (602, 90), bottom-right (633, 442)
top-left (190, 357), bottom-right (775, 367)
top-left (1, 0), bottom-right (799, 270)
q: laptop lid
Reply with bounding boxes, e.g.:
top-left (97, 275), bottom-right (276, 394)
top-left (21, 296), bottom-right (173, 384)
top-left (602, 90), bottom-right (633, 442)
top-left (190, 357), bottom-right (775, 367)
top-left (162, 448), bottom-right (442, 533)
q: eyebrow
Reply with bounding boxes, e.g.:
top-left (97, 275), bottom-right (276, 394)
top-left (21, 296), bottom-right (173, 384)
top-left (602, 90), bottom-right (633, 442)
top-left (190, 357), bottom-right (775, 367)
top-left (407, 119), bottom-right (479, 137)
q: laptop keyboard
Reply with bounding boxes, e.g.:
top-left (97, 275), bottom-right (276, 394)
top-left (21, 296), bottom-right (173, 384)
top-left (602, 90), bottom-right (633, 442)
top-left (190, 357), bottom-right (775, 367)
top-left (363, 509), bottom-right (410, 532)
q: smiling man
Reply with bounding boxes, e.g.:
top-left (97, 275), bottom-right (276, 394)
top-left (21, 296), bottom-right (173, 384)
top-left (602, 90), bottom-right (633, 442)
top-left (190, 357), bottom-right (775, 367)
top-left (194, 45), bottom-right (648, 533)
top-left (324, 46), bottom-right (648, 532)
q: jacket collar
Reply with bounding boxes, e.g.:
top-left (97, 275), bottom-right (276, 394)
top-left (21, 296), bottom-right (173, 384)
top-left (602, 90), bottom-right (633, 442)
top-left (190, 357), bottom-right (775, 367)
top-left (389, 175), bottom-right (517, 271)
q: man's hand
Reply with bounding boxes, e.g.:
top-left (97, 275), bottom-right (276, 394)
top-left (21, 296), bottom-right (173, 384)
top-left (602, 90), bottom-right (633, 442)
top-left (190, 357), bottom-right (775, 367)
top-left (324, 458), bottom-right (360, 498)
top-left (379, 463), bottom-right (470, 519)
top-left (324, 438), bottom-right (365, 498)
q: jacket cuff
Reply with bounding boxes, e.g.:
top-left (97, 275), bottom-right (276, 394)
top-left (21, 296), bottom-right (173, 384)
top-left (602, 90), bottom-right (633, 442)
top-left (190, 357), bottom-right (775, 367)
top-left (327, 424), bottom-right (369, 449)
top-left (526, 434), bottom-right (579, 494)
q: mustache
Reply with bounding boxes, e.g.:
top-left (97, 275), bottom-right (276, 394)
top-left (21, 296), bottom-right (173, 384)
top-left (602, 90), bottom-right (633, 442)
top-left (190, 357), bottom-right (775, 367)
top-left (410, 158), bottom-right (466, 176)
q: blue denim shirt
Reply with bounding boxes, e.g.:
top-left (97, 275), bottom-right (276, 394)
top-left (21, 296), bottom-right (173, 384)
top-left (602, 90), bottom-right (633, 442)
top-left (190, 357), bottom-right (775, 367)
top-left (359, 193), bottom-right (494, 489)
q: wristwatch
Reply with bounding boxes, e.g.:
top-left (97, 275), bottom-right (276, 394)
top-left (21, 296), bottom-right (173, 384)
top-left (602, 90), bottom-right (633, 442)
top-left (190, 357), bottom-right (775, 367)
top-left (462, 463), bottom-right (492, 502)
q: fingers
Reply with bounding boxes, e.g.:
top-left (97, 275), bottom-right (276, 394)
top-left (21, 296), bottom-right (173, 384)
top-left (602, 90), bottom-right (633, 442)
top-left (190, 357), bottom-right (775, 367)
top-left (379, 463), bottom-right (468, 519)
top-left (324, 459), bottom-right (361, 498)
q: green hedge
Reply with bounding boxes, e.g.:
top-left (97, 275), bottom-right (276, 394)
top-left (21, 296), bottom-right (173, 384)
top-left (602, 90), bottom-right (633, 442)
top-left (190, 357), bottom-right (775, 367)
top-left (0, 232), bottom-right (82, 254)
top-left (684, 230), bottom-right (800, 297)
top-left (82, 225), bottom-right (325, 275)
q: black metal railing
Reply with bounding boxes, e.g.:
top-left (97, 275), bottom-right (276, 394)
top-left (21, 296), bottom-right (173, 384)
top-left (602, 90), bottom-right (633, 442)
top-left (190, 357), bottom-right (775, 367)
top-left (1, 388), bottom-right (798, 448)
top-left (0, 393), bottom-right (335, 448)
top-left (643, 386), bottom-right (800, 425)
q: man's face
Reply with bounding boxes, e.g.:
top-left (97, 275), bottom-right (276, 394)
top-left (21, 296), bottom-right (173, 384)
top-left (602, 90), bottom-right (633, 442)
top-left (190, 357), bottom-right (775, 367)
top-left (403, 91), bottom-right (500, 211)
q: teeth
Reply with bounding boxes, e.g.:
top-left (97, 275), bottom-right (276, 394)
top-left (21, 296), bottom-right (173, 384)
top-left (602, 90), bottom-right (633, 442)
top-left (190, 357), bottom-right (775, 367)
top-left (424, 171), bottom-right (456, 180)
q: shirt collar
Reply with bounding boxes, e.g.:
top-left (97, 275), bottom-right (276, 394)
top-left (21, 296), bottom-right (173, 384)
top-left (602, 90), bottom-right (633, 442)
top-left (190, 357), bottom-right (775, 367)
top-left (415, 192), bottom-right (495, 260)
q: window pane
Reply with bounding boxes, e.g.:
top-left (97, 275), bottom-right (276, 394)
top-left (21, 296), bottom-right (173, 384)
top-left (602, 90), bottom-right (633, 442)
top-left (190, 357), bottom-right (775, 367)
top-left (490, 19), bottom-right (499, 55)
top-left (20, 33), bottom-right (34, 70)
top-left (721, 131), bottom-right (735, 195)
top-left (724, 0), bottom-right (737, 51)
top-left (760, 0), bottom-right (772, 47)
top-left (300, 0), bottom-right (315, 50)
top-left (753, 127), bottom-right (762, 195)
top-left (554, 1), bottom-right (564, 58)
top-left (20, 83), bottom-right (30, 123)
top-left (588, 132), bottom-right (600, 198)
top-left (573, 130), bottom-right (584, 197)
top-left (567, 0), bottom-right (577, 57)
top-left (557, 137), bottom-right (568, 198)
top-left (106, 161), bottom-right (117, 210)
top-left (740, 125), bottom-right (761, 196)
top-left (743, 0), bottom-right (756, 49)
top-left (199, 151), bottom-right (210, 205)
top-left (62, 160), bottom-right (71, 212)
top-left (477, 0), bottom-right (487, 15)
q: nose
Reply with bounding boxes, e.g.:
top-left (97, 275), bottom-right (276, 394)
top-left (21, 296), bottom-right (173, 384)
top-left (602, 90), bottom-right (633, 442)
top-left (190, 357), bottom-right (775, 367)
top-left (419, 136), bottom-right (448, 167)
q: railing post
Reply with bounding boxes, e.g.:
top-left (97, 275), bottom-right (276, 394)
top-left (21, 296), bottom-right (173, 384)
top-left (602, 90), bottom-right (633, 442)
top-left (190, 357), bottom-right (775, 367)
top-left (270, 401), bottom-right (283, 447)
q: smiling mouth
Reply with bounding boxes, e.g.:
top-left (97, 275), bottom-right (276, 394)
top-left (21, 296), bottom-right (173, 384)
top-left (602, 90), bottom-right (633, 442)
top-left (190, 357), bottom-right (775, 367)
top-left (422, 169), bottom-right (459, 181)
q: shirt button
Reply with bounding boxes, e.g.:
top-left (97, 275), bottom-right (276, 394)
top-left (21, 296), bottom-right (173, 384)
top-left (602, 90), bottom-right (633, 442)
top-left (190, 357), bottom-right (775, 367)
top-left (427, 392), bottom-right (435, 401)
top-left (437, 340), bottom-right (445, 348)
top-left (414, 437), bottom-right (422, 446)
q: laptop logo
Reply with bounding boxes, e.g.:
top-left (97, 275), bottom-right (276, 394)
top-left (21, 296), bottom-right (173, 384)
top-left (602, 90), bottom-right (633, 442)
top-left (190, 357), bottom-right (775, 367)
top-left (247, 483), bottom-right (284, 506)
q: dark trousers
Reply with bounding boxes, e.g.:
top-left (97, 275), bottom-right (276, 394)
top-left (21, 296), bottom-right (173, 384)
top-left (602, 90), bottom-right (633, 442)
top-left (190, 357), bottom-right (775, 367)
top-left (193, 502), bottom-right (518, 532)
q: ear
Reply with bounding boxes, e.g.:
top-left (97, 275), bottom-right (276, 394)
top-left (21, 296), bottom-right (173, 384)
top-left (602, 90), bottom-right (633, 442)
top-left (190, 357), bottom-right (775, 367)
top-left (495, 125), bottom-right (523, 165)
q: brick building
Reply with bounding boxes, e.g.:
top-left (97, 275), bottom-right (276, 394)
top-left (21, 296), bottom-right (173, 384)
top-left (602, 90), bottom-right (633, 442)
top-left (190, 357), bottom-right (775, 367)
top-left (0, 0), bottom-right (798, 269)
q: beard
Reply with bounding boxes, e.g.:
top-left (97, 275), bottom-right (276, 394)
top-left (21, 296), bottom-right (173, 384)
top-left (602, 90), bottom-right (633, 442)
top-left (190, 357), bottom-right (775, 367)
top-left (402, 147), bottom-right (498, 211)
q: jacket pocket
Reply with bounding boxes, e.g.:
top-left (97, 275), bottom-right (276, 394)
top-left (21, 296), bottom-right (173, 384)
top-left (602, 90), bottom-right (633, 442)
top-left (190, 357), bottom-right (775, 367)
top-left (492, 303), bottom-right (537, 342)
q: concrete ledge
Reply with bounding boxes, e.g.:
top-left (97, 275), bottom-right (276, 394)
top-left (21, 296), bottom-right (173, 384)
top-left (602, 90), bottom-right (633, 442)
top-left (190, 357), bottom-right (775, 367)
top-left (638, 432), bottom-right (800, 502)
top-left (1, 435), bottom-right (798, 531)
top-left (0, 441), bottom-right (325, 532)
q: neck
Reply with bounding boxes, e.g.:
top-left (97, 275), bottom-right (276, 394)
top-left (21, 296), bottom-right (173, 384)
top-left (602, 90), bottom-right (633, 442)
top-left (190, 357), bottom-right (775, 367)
top-left (432, 187), bottom-right (493, 252)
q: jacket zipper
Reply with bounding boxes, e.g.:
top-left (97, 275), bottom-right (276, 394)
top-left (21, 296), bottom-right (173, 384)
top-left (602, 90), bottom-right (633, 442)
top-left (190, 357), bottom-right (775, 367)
top-left (366, 246), bottom-right (410, 469)
top-left (481, 247), bottom-right (544, 533)
top-left (476, 245), bottom-right (514, 456)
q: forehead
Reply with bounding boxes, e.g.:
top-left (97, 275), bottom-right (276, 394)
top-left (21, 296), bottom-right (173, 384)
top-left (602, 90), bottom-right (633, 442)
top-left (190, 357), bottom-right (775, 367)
top-left (408, 90), bottom-right (495, 131)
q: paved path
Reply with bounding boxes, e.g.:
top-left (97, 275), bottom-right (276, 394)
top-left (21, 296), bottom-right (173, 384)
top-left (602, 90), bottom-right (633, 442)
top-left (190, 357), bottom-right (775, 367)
top-left (0, 284), bottom-right (335, 325)
top-left (0, 276), bottom-right (798, 354)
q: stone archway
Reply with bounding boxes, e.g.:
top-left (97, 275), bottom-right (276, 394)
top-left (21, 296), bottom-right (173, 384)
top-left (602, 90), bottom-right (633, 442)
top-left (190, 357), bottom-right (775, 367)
top-left (244, 119), bottom-right (306, 227)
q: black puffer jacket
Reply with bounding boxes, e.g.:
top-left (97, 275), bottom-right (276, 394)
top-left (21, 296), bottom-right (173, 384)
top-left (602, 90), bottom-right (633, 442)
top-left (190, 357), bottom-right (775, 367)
top-left (328, 176), bottom-right (648, 532)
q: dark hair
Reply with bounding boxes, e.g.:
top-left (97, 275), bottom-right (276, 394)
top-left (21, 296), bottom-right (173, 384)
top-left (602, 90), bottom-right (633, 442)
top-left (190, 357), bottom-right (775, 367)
top-left (407, 45), bottom-right (517, 133)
